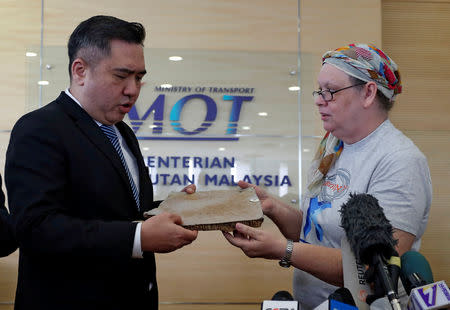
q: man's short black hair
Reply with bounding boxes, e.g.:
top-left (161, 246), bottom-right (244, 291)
top-left (67, 15), bottom-right (146, 79)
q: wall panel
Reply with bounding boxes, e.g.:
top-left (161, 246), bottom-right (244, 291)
top-left (382, 0), bottom-right (450, 283)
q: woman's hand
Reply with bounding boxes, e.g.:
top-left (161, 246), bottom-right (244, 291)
top-left (222, 223), bottom-right (285, 260)
top-left (237, 180), bottom-right (277, 218)
top-left (181, 184), bottom-right (196, 194)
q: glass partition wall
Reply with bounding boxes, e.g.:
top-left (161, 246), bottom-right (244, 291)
top-left (27, 47), bottom-right (318, 202)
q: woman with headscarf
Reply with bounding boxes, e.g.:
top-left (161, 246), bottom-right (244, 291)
top-left (222, 43), bottom-right (432, 310)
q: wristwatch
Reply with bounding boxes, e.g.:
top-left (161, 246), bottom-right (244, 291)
top-left (279, 239), bottom-right (294, 268)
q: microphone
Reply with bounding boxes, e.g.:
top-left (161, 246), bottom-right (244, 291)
top-left (271, 290), bottom-right (295, 301)
top-left (314, 287), bottom-right (358, 309)
top-left (400, 251), bottom-right (450, 309)
top-left (407, 281), bottom-right (450, 310)
top-left (341, 236), bottom-right (371, 309)
top-left (261, 290), bottom-right (299, 310)
top-left (400, 251), bottom-right (434, 295)
top-left (340, 193), bottom-right (401, 310)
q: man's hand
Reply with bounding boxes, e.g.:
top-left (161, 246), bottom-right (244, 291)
top-left (141, 212), bottom-right (198, 253)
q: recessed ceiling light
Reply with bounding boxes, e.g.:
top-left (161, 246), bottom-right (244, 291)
top-left (218, 147), bottom-right (225, 151)
top-left (242, 126), bottom-right (251, 130)
top-left (26, 52), bottom-right (37, 57)
top-left (37, 80), bottom-right (49, 85)
top-left (289, 86), bottom-right (300, 91)
top-left (149, 125), bottom-right (157, 128)
top-left (303, 148), bottom-right (311, 153)
top-left (160, 84), bottom-right (172, 88)
top-left (143, 147), bottom-right (149, 151)
top-left (169, 56), bottom-right (183, 61)
top-left (258, 112), bottom-right (268, 117)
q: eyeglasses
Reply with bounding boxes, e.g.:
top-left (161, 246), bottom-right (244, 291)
top-left (312, 82), bottom-right (366, 102)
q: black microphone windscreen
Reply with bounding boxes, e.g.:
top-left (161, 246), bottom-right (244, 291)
top-left (271, 290), bottom-right (294, 301)
top-left (339, 193), bottom-right (398, 265)
top-left (328, 287), bottom-right (356, 306)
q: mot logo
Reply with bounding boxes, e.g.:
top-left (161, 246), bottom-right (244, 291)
top-left (128, 93), bottom-right (253, 141)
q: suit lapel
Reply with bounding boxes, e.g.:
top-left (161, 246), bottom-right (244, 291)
top-left (57, 92), bottom-right (137, 205)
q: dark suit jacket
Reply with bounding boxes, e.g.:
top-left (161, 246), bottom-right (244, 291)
top-left (5, 92), bottom-right (160, 310)
top-left (0, 176), bottom-right (17, 257)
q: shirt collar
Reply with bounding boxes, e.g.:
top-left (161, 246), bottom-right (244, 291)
top-left (65, 88), bottom-right (102, 127)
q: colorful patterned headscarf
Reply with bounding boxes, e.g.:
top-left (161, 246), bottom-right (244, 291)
top-left (322, 43), bottom-right (402, 101)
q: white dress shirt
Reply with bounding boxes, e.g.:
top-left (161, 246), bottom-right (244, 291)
top-left (65, 88), bottom-right (143, 259)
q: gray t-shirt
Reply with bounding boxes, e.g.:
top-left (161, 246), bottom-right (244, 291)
top-left (293, 119), bottom-right (432, 310)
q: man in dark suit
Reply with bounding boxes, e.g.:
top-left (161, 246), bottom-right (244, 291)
top-left (0, 177), bottom-right (17, 257)
top-left (5, 15), bottom-right (198, 310)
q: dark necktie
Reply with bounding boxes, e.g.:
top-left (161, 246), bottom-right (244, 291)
top-left (100, 124), bottom-right (140, 210)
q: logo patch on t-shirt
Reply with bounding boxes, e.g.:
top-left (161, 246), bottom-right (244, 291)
top-left (303, 168), bottom-right (351, 242)
top-left (320, 168), bottom-right (350, 201)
